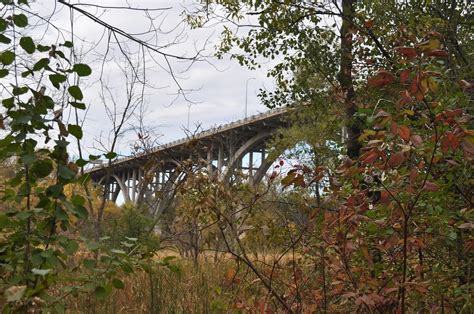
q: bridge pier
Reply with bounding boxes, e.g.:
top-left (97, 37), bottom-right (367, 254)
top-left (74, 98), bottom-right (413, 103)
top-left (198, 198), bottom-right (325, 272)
top-left (88, 108), bottom-right (288, 213)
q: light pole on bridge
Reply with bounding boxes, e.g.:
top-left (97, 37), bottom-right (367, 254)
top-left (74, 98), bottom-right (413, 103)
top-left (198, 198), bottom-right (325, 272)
top-left (245, 77), bottom-right (256, 118)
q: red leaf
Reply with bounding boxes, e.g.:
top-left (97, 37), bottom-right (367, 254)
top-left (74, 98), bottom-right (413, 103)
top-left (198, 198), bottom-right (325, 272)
top-left (361, 149), bottom-right (379, 164)
top-left (269, 171), bottom-right (277, 181)
top-left (447, 132), bottom-right (460, 150)
top-left (423, 181), bottom-right (439, 192)
top-left (398, 125), bottom-right (411, 141)
top-left (279, 159), bottom-right (284, 166)
top-left (397, 90), bottom-right (413, 109)
top-left (409, 169), bottom-right (418, 185)
top-left (410, 134), bottom-right (423, 146)
top-left (396, 47), bottom-right (418, 58)
top-left (364, 20), bottom-right (374, 28)
top-left (380, 191), bottom-right (389, 204)
top-left (368, 70), bottom-right (395, 88)
top-left (388, 151), bottom-right (405, 168)
top-left (391, 122), bottom-right (398, 136)
top-left (426, 49), bottom-right (448, 57)
top-left (400, 69), bottom-right (410, 85)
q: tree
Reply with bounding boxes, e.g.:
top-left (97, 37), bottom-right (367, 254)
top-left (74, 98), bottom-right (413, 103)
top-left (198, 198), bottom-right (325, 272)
top-left (0, 0), bottom-right (197, 311)
top-left (184, 1), bottom-right (473, 312)
top-left (188, 0), bottom-right (472, 157)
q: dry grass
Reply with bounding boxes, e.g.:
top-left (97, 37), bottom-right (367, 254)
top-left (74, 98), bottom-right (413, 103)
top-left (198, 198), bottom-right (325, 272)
top-left (66, 257), bottom-right (246, 313)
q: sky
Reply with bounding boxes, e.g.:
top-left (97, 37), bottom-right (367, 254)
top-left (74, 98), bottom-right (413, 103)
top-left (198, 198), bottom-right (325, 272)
top-left (29, 0), bottom-right (274, 158)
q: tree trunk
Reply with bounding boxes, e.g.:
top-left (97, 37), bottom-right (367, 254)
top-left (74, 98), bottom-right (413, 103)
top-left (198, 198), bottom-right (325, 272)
top-left (338, 0), bottom-right (361, 158)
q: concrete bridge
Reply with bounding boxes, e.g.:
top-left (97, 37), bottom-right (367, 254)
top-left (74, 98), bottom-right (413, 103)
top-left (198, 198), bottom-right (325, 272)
top-left (87, 107), bottom-right (289, 212)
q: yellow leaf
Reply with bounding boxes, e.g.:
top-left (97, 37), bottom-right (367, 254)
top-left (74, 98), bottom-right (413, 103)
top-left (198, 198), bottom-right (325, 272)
top-left (418, 38), bottom-right (440, 51)
top-left (358, 130), bottom-right (376, 142)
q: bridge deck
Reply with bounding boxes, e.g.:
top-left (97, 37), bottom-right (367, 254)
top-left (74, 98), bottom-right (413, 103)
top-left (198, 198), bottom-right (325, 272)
top-left (86, 107), bottom-right (288, 176)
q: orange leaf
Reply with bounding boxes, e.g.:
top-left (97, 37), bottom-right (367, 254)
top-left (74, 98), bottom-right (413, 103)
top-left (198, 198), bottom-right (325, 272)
top-left (398, 125), bottom-right (411, 141)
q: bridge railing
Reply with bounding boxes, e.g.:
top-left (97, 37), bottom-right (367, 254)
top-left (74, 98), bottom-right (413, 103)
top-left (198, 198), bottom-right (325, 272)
top-left (85, 106), bottom-right (288, 174)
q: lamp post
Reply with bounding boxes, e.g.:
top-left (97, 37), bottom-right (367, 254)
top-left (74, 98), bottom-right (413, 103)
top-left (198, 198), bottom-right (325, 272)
top-left (186, 104), bottom-right (191, 129)
top-left (245, 77), bottom-right (256, 118)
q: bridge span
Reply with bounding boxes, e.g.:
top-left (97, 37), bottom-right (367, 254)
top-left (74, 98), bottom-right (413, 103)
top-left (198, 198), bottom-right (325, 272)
top-left (87, 107), bottom-right (289, 208)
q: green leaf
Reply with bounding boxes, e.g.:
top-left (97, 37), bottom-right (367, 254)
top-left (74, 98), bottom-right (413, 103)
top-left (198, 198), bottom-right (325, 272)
top-left (0, 34), bottom-right (11, 44)
top-left (12, 86), bottom-right (28, 95)
top-left (32, 268), bottom-right (51, 276)
top-left (21, 153), bottom-right (36, 165)
top-left (36, 44), bottom-right (50, 52)
top-left (105, 152), bottom-right (117, 159)
top-left (46, 184), bottom-right (63, 198)
top-left (72, 205), bottom-right (88, 219)
top-left (68, 85), bottom-right (83, 100)
top-left (71, 194), bottom-right (85, 206)
top-left (62, 41), bottom-right (73, 48)
top-left (73, 63), bottom-right (92, 76)
top-left (0, 213), bottom-right (9, 229)
top-left (68, 124), bottom-right (83, 139)
top-left (58, 164), bottom-right (76, 180)
top-left (2, 97), bottom-right (14, 108)
top-left (21, 70), bottom-right (33, 78)
top-left (0, 69), bottom-right (8, 78)
top-left (75, 158), bottom-right (88, 167)
top-left (54, 303), bottom-right (66, 314)
top-left (85, 241), bottom-right (99, 251)
top-left (112, 278), bottom-right (124, 289)
top-left (33, 58), bottom-right (49, 71)
top-left (89, 154), bottom-right (100, 161)
top-left (83, 259), bottom-right (96, 270)
top-left (55, 207), bottom-right (68, 221)
top-left (64, 240), bottom-right (79, 255)
top-left (31, 159), bottom-right (53, 178)
top-left (1, 51), bottom-right (15, 65)
top-left (19, 36), bottom-right (35, 54)
top-left (94, 286), bottom-right (108, 300)
top-left (13, 14), bottom-right (28, 27)
top-left (49, 74), bottom-right (67, 89)
top-left (0, 18), bottom-right (7, 32)
top-left (70, 101), bottom-right (86, 110)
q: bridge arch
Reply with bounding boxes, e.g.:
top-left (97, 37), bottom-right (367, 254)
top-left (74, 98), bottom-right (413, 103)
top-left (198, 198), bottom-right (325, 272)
top-left (98, 173), bottom-right (130, 203)
top-left (223, 130), bottom-right (275, 183)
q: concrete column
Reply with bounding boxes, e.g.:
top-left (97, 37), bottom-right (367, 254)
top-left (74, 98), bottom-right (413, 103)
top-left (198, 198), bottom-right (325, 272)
top-left (207, 148), bottom-right (212, 174)
top-left (217, 144), bottom-right (224, 178)
top-left (132, 168), bottom-right (137, 203)
top-left (249, 151), bottom-right (254, 176)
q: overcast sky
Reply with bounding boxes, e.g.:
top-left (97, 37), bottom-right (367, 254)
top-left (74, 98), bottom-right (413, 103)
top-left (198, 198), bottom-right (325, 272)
top-left (29, 0), bottom-right (274, 158)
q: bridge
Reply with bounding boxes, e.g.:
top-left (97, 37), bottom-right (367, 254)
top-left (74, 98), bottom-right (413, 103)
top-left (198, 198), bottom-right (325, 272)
top-left (87, 107), bottom-right (289, 213)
